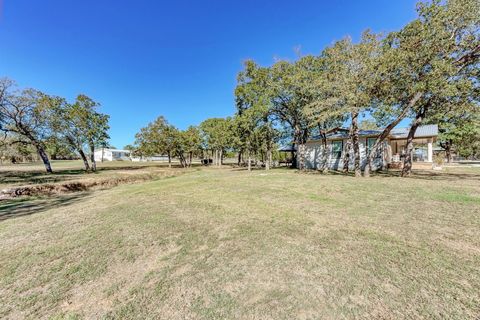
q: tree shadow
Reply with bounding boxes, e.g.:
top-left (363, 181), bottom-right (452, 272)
top-left (280, 167), bottom-right (480, 181)
top-left (372, 169), bottom-right (480, 181)
top-left (0, 192), bottom-right (92, 222)
top-left (0, 169), bottom-right (91, 186)
top-left (0, 162), bottom-right (199, 187)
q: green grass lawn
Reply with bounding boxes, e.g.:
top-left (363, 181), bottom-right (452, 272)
top-left (0, 167), bottom-right (479, 319)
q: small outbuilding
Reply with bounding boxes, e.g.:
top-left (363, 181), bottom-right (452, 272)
top-left (94, 148), bottom-right (131, 162)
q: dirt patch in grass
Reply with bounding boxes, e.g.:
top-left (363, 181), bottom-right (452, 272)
top-left (0, 169), bottom-right (187, 200)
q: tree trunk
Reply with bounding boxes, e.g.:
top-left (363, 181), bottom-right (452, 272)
top-left (237, 150), bottom-right (242, 166)
top-left (295, 127), bottom-right (308, 170)
top-left (78, 149), bottom-right (90, 171)
top-left (445, 140), bottom-right (452, 163)
top-left (351, 113), bottom-right (361, 177)
top-left (266, 148), bottom-right (272, 170)
top-left (318, 130), bottom-right (329, 173)
top-left (168, 152), bottom-right (171, 168)
top-left (189, 152), bottom-right (193, 167)
top-left (179, 153), bottom-right (187, 168)
top-left (36, 144), bottom-right (53, 173)
top-left (265, 147), bottom-right (270, 170)
top-left (290, 146), bottom-right (296, 169)
top-left (342, 137), bottom-right (352, 173)
top-left (401, 108), bottom-right (426, 177)
top-left (364, 92), bottom-right (423, 177)
top-left (219, 149), bottom-right (223, 166)
top-left (89, 144), bottom-right (96, 172)
top-left (298, 143), bottom-right (306, 170)
top-left (247, 152), bottom-right (252, 171)
top-left (65, 136), bottom-right (89, 171)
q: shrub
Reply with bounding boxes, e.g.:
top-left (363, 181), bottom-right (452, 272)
top-left (434, 154), bottom-right (445, 166)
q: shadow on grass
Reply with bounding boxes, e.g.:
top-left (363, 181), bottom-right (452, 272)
top-left (0, 170), bottom-right (89, 186)
top-left (230, 165), bottom-right (294, 172)
top-left (249, 166), bottom-right (480, 181)
top-left (0, 192), bottom-right (91, 222)
top-left (372, 169), bottom-right (480, 181)
top-left (0, 163), bottom-right (194, 187)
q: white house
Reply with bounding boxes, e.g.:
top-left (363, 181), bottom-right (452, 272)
top-left (303, 124), bottom-right (439, 170)
top-left (94, 148), bottom-right (131, 162)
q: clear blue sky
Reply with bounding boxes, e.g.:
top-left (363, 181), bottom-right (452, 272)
top-left (0, 0), bottom-right (417, 148)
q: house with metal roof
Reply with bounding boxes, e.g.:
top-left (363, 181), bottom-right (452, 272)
top-left (303, 124), bottom-right (439, 170)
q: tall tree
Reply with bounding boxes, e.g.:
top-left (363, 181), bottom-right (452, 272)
top-left (134, 116), bottom-right (178, 167)
top-left (0, 79), bottom-right (55, 173)
top-left (365, 0), bottom-right (480, 177)
top-left (46, 95), bottom-right (91, 170)
top-left (399, 0), bottom-right (480, 176)
top-left (269, 59), bottom-right (312, 169)
top-left (311, 33), bottom-right (381, 176)
top-left (72, 95), bottom-right (110, 172)
top-left (181, 126), bottom-right (202, 166)
top-left (235, 60), bottom-right (276, 170)
top-left (199, 117), bottom-right (234, 167)
top-left (302, 57), bottom-right (345, 173)
top-left (426, 99), bottom-right (480, 162)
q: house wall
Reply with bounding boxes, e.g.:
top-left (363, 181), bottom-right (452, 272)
top-left (304, 138), bottom-right (387, 171)
top-left (94, 149), bottom-right (131, 161)
top-left (94, 150), bottom-right (112, 162)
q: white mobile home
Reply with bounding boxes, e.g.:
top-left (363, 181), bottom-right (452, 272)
top-left (304, 124), bottom-right (439, 171)
top-left (94, 148), bottom-right (131, 162)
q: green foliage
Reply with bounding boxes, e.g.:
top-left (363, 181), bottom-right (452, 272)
top-left (134, 117), bottom-right (203, 167)
top-left (0, 78), bottom-right (110, 172)
top-left (199, 117), bottom-right (235, 151)
top-left (134, 116), bottom-right (172, 157)
top-left (359, 119), bottom-right (380, 131)
top-left (0, 81), bottom-right (54, 145)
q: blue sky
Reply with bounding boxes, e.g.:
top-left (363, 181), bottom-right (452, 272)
top-left (0, 0), bottom-right (417, 148)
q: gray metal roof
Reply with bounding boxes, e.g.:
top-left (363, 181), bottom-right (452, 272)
top-left (308, 124), bottom-right (438, 142)
top-left (322, 129), bottom-right (383, 140)
top-left (390, 124), bottom-right (438, 139)
top-left (278, 144), bottom-right (296, 152)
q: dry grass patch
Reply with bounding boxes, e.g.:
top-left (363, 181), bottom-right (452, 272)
top-left (0, 160), bottom-right (192, 200)
top-left (0, 167), bottom-right (479, 319)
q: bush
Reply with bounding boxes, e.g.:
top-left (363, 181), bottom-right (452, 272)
top-left (434, 154), bottom-right (445, 166)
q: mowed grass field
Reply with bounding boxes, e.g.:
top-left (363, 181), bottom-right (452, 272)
top-left (0, 165), bottom-right (479, 319)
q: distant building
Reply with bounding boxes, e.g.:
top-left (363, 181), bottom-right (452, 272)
top-left (94, 148), bottom-right (131, 162)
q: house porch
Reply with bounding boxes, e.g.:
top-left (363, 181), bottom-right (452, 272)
top-left (388, 137), bottom-right (434, 164)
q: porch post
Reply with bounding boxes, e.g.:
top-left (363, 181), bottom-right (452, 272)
top-left (427, 139), bottom-right (433, 162)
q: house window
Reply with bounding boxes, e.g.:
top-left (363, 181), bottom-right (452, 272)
top-left (367, 138), bottom-right (382, 158)
top-left (366, 138), bottom-right (376, 153)
top-left (331, 140), bottom-right (343, 159)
